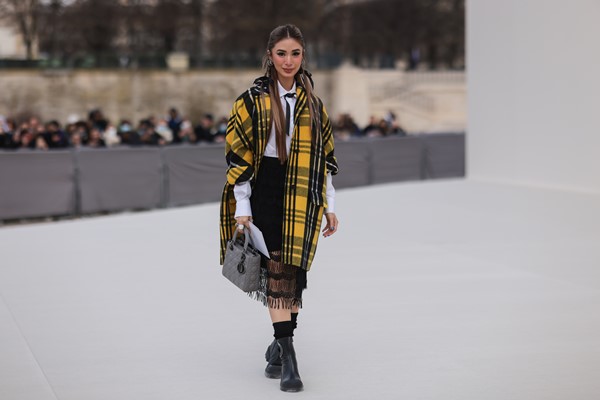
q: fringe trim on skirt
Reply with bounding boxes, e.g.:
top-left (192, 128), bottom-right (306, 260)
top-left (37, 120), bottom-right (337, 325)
top-left (247, 251), bottom-right (307, 309)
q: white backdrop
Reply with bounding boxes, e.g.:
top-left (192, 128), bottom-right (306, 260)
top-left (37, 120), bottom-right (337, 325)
top-left (467, 0), bottom-right (600, 192)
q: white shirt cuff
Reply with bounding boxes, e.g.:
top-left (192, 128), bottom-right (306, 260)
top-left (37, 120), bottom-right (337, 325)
top-left (233, 182), bottom-right (253, 218)
top-left (325, 172), bottom-right (335, 214)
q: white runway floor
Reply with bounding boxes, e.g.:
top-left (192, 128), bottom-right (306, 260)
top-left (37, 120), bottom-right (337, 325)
top-left (1, 179), bottom-right (600, 400)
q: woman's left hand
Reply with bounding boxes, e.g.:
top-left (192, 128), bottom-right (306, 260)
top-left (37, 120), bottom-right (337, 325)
top-left (322, 212), bottom-right (339, 238)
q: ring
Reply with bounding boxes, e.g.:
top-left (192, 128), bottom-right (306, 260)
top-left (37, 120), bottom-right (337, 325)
top-left (329, 226), bottom-right (335, 231)
top-left (237, 224), bottom-right (245, 230)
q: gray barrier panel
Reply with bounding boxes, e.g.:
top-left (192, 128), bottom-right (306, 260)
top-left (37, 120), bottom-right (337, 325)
top-left (0, 133), bottom-right (465, 221)
top-left (78, 147), bottom-right (162, 213)
top-left (0, 150), bottom-right (75, 219)
top-left (333, 140), bottom-right (371, 189)
top-left (423, 133), bottom-right (465, 178)
top-left (370, 136), bottom-right (423, 184)
top-left (163, 144), bottom-right (226, 206)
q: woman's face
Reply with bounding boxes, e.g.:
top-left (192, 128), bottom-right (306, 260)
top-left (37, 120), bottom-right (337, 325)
top-left (270, 38), bottom-right (303, 86)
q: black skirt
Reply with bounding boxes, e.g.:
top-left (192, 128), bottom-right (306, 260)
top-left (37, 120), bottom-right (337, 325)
top-left (250, 156), bottom-right (307, 309)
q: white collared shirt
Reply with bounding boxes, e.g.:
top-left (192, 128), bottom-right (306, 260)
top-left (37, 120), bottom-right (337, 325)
top-left (264, 81), bottom-right (296, 156)
top-left (234, 80), bottom-right (335, 217)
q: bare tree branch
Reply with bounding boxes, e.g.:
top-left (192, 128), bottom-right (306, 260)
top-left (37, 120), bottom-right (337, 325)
top-left (5, 0), bottom-right (464, 69)
top-left (0, 0), bottom-right (42, 59)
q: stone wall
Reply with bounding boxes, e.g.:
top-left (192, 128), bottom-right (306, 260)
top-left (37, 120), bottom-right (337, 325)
top-left (0, 67), bottom-right (465, 132)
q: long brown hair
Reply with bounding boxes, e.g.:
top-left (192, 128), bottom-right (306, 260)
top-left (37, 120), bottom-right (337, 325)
top-left (261, 24), bottom-right (320, 164)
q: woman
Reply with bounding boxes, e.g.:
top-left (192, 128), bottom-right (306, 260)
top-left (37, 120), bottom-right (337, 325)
top-left (219, 24), bottom-right (339, 392)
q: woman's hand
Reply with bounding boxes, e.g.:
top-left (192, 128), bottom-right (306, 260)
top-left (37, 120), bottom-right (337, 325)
top-left (235, 216), bottom-right (252, 232)
top-left (322, 212), bottom-right (339, 238)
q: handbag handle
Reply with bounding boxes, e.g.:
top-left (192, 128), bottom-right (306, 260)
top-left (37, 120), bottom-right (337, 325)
top-left (230, 226), bottom-right (254, 252)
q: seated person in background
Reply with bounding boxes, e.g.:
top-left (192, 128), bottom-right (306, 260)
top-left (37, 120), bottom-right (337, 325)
top-left (102, 121), bottom-right (121, 147)
top-left (138, 119), bottom-right (166, 146)
top-left (88, 108), bottom-right (108, 132)
top-left (176, 119), bottom-right (196, 143)
top-left (376, 119), bottom-right (390, 137)
top-left (42, 120), bottom-right (70, 149)
top-left (86, 127), bottom-right (106, 148)
top-left (155, 119), bottom-right (173, 143)
top-left (70, 130), bottom-right (84, 148)
top-left (17, 129), bottom-right (36, 149)
top-left (118, 120), bottom-right (141, 145)
top-left (363, 115), bottom-right (382, 137)
top-left (167, 108), bottom-right (183, 143)
top-left (334, 113), bottom-right (361, 140)
top-left (194, 113), bottom-right (215, 143)
top-left (385, 110), bottom-right (407, 136)
top-left (34, 134), bottom-right (49, 150)
top-left (6, 119), bottom-right (48, 150)
top-left (0, 117), bottom-right (15, 148)
top-left (212, 116), bottom-right (227, 144)
top-left (390, 120), bottom-right (407, 136)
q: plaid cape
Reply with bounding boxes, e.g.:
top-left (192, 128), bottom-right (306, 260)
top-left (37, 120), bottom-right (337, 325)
top-left (219, 76), bottom-right (339, 271)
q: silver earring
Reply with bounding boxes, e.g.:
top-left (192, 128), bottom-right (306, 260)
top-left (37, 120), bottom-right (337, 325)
top-left (267, 59), bottom-right (273, 67)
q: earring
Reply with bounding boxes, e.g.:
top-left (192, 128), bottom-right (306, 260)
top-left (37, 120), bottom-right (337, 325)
top-left (267, 59), bottom-right (273, 67)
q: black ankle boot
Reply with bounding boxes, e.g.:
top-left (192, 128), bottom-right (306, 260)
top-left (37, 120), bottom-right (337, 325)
top-left (264, 339), bottom-right (282, 379)
top-left (276, 336), bottom-right (304, 392)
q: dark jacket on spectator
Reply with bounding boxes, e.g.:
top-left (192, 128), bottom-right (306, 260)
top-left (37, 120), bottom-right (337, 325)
top-left (0, 132), bottom-right (14, 148)
top-left (43, 130), bottom-right (70, 148)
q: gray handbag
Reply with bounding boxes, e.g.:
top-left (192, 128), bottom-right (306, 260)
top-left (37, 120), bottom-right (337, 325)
top-left (222, 227), bottom-right (261, 292)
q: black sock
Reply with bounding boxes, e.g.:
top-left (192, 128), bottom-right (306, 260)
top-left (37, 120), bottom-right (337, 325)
top-left (291, 313), bottom-right (298, 330)
top-left (273, 321), bottom-right (295, 339)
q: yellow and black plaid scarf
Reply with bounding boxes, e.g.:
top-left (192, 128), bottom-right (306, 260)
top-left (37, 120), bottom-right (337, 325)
top-left (219, 76), bottom-right (339, 270)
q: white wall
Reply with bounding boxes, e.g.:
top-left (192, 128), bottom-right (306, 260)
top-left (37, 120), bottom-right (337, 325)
top-left (0, 27), bottom-right (19, 57)
top-left (467, 0), bottom-right (600, 192)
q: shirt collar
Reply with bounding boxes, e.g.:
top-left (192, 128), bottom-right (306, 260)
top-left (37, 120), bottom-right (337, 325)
top-left (277, 80), bottom-right (296, 98)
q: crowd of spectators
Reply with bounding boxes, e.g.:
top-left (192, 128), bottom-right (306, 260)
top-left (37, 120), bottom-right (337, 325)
top-left (334, 111), bottom-right (406, 140)
top-left (0, 108), bottom-right (405, 151)
top-left (0, 108), bottom-right (228, 150)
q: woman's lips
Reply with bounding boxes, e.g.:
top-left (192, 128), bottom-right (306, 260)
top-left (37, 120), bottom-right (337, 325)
top-left (283, 68), bottom-right (294, 73)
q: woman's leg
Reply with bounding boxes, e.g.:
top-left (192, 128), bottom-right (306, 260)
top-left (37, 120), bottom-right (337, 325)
top-left (269, 307), bottom-right (292, 323)
top-left (269, 306), bottom-right (294, 339)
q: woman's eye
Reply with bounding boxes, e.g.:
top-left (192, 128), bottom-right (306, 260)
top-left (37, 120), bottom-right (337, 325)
top-left (277, 52), bottom-right (285, 57)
